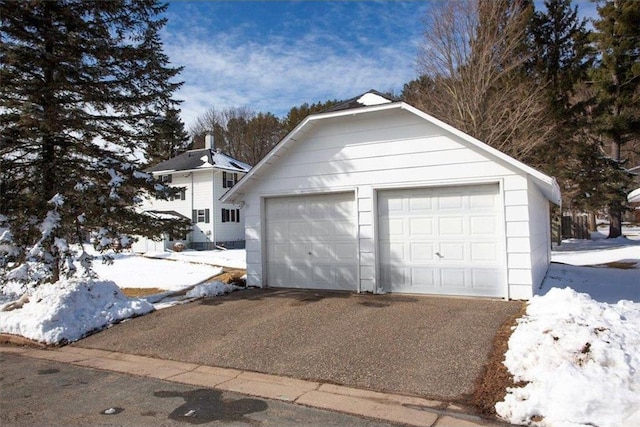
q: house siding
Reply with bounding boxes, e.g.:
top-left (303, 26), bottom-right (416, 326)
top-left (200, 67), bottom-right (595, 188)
top-left (139, 168), bottom-right (246, 248)
top-left (242, 109), bottom-right (547, 297)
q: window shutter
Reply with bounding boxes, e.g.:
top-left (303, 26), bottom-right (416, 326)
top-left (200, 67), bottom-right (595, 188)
top-left (221, 209), bottom-right (225, 223)
top-left (205, 209), bottom-right (210, 224)
top-left (192, 210), bottom-right (196, 223)
top-left (236, 209), bottom-right (240, 223)
top-left (222, 171), bottom-right (227, 188)
top-left (233, 173), bottom-right (238, 185)
top-left (181, 190), bottom-right (186, 200)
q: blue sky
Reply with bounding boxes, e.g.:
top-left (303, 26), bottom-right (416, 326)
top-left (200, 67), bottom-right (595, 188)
top-left (161, 1), bottom-right (427, 128)
top-left (160, 1), bottom-right (598, 130)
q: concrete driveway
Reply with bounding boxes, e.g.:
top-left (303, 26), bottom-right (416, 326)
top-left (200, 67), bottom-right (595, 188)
top-left (75, 289), bottom-right (522, 402)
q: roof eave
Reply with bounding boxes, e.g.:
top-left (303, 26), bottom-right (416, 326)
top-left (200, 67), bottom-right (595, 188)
top-left (222, 101), bottom-right (561, 206)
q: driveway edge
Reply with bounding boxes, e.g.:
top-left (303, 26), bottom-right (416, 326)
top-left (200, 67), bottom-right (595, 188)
top-left (0, 345), bottom-right (504, 427)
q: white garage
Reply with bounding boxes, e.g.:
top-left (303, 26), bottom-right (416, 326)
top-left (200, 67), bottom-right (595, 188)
top-left (222, 90), bottom-right (561, 300)
top-left (265, 192), bottom-right (357, 290)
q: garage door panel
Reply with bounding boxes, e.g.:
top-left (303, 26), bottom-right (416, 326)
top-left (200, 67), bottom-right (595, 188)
top-left (470, 216), bottom-right (497, 235)
top-left (333, 266), bottom-right (358, 290)
top-left (289, 242), bottom-right (308, 260)
top-left (440, 269), bottom-right (466, 287)
top-left (438, 217), bottom-right (464, 235)
top-left (412, 267), bottom-right (436, 286)
top-left (409, 196), bottom-right (433, 211)
top-left (289, 221), bottom-right (309, 239)
top-left (437, 193), bottom-right (463, 210)
top-left (471, 242), bottom-right (497, 262)
top-left (470, 192), bottom-right (497, 208)
top-left (410, 243), bottom-right (434, 261)
top-left (334, 242), bottom-right (357, 260)
top-left (267, 244), bottom-right (289, 262)
top-left (409, 218), bottom-right (433, 235)
top-left (439, 242), bottom-right (465, 261)
top-left (333, 220), bottom-right (356, 239)
top-left (266, 193), bottom-right (357, 291)
top-left (471, 269), bottom-right (500, 289)
top-left (378, 184), bottom-right (504, 297)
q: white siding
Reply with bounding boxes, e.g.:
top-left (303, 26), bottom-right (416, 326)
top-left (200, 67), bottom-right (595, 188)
top-left (242, 108), bottom-right (549, 298)
top-left (528, 182), bottom-right (551, 291)
top-left (139, 169), bottom-right (246, 247)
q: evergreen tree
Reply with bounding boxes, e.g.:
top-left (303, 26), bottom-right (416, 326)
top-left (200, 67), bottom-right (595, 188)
top-left (590, 0), bottom-right (640, 237)
top-left (527, 0), bottom-right (596, 214)
top-left (0, 0), bottom-right (190, 286)
top-left (145, 107), bottom-right (190, 166)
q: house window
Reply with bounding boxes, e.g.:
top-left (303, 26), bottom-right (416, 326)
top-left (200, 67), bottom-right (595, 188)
top-left (221, 208), bottom-right (240, 223)
top-left (161, 174), bottom-right (172, 183)
top-left (170, 189), bottom-right (186, 201)
top-left (222, 171), bottom-right (238, 188)
top-left (192, 209), bottom-right (210, 223)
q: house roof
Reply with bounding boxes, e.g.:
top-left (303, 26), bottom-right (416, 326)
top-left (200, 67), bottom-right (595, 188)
top-left (323, 89), bottom-right (397, 113)
top-left (143, 210), bottom-right (191, 221)
top-left (146, 149), bottom-right (251, 174)
top-left (221, 90), bottom-right (561, 206)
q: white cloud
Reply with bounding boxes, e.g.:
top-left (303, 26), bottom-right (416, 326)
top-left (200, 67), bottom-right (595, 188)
top-left (163, 25), bottom-right (418, 129)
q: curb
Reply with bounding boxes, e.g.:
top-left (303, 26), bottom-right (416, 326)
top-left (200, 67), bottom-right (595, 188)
top-left (0, 345), bottom-right (504, 427)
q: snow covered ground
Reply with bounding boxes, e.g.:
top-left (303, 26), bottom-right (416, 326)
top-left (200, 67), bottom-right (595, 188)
top-left (0, 246), bottom-right (242, 344)
top-left (92, 251), bottom-right (223, 291)
top-left (142, 248), bottom-right (247, 269)
top-left (497, 226), bottom-right (640, 427)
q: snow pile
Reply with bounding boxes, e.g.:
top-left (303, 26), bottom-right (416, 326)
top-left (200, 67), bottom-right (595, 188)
top-left (0, 278), bottom-right (153, 344)
top-left (496, 287), bottom-right (640, 427)
top-left (185, 281), bottom-right (237, 299)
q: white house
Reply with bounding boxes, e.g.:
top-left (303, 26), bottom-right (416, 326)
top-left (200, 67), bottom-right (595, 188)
top-left (133, 134), bottom-right (251, 252)
top-left (221, 90), bottom-right (561, 300)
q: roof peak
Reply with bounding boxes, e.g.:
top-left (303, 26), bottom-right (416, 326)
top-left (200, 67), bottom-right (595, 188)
top-left (322, 89), bottom-right (398, 113)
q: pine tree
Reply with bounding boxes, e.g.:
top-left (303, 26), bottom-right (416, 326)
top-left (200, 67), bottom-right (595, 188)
top-left (0, 0), bottom-right (190, 286)
top-left (145, 107), bottom-right (190, 166)
top-left (590, 0), bottom-right (640, 237)
top-left (527, 0), bottom-right (595, 215)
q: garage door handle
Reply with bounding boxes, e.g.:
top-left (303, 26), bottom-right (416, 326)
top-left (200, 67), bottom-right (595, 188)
top-left (435, 252), bottom-right (443, 259)
top-left (308, 252), bottom-right (312, 255)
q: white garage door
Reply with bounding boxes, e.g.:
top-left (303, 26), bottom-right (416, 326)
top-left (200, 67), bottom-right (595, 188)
top-left (265, 192), bottom-right (357, 290)
top-left (378, 184), bottom-right (504, 297)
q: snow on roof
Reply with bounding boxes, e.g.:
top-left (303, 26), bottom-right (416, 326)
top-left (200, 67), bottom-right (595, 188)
top-left (146, 149), bottom-right (251, 174)
top-left (357, 92), bottom-right (392, 106)
top-left (628, 188), bottom-right (640, 203)
top-left (144, 210), bottom-right (190, 221)
top-left (323, 89), bottom-right (398, 113)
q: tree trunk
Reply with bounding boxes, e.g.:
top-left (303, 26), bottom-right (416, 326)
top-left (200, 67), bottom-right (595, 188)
top-left (587, 211), bottom-right (597, 233)
top-left (608, 138), bottom-right (623, 238)
top-left (608, 211), bottom-right (622, 238)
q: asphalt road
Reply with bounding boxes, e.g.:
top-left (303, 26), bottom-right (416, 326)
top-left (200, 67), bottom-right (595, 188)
top-left (76, 289), bottom-right (523, 401)
top-left (0, 351), bottom-right (399, 427)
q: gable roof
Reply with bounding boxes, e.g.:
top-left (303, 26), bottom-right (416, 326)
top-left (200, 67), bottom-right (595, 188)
top-left (146, 149), bottom-right (251, 174)
top-left (221, 92), bottom-right (561, 206)
top-left (323, 89), bottom-right (397, 113)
